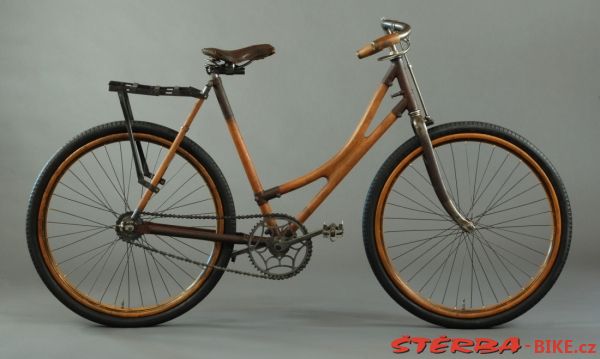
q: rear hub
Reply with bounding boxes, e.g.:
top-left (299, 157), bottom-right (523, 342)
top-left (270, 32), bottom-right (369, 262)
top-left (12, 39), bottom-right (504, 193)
top-left (115, 212), bottom-right (142, 241)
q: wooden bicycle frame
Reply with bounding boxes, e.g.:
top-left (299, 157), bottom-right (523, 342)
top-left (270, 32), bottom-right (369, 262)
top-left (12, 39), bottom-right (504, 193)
top-left (249, 66), bottom-right (410, 223)
top-left (132, 58), bottom-right (446, 242)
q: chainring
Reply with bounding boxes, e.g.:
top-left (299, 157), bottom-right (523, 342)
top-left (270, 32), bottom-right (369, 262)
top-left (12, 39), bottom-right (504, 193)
top-left (247, 214), bottom-right (312, 279)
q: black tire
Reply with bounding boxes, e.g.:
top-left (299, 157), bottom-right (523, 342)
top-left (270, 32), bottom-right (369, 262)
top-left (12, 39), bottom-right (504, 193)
top-left (363, 121), bottom-right (572, 328)
top-left (26, 121), bottom-right (236, 327)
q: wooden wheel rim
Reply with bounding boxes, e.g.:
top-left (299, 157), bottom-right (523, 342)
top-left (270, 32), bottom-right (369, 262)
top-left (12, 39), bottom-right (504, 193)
top-left (374, 133), bottom-right (561, 319)
top-left (37, 133), bottom-right (224, 318)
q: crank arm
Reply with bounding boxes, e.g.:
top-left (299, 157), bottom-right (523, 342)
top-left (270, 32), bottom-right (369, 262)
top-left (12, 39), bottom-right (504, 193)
top-left (277, 228), bottom-right (323, 247)
top-left (231, 228), bottom-right (323, 261)
top-left (410, 111), bottom-right (475, 232)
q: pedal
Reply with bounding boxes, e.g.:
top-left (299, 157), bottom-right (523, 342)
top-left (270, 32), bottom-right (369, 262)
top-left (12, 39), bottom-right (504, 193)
top-left (322, 221), bottom-right (344, 241)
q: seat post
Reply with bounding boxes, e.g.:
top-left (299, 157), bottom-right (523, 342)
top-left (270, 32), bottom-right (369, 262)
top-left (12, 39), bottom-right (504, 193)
top-left (211, 74), bottom-right (274, 215)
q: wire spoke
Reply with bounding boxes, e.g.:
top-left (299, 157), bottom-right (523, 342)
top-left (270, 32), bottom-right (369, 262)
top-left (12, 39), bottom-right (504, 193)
top-left (465, 235), bottom-right (484, 307)
top-left (418, 233), bottom-right (466, 293)
top-left (114, 244), bottom-right (131, 306)
top-left (441, 233), bottom-right (465, 304)
top-left (390, 190), bottom-right (450, 221)
top-left (480, 210), bottom-right (550, 227)
top-left (384, 216), bottom-right (449, 221)
top-left (469, 233), bottom-right (498, 303)
top-left (157, 198), bottom-right (212, 213)
top-left (387, 230), bottom-right (460, 251)
top-left (49, 226), bottom-right (112, 239)
top-left (143, 237), bottom-right (172, 297)
top-left (68, 167), bottom-right (115, 214)
top-left (142, 239), bottom-right (196, 281)
top-left (474, 230), bottom-right (535, 277)
top-left (167, 236), bottom-right (211, 257)
top-left (52, 227), bottom-right (110, 251)
top-left (141, 245), bottom-right (159, 305)
top-left (58, 241), bottom-right (115, 265)
top-left (53, 193), bottom-right (118, 215)
top-left (79, 158), bottom-right (114, 209)
top-left (103, 145), bottom-right (129, 211)
top-left (99, 244), bottom-right (129, 302)
top-left (73, 239), bottom-right (118, 287)
top-left (153, 172), bottom-right (199, 212)
top-left (49, 208), bottom-right (110, 227)
top-left (130, 244), bottom-right (144, 307)
top-left (477, 160), bottom-right (521, 217)
top-left (91, 152), bottom-right (129, 208)
top-left (47, 221), bottom-right (111, 229)
top-left (470, 152), bottom-right (510, 212)
top-left (473, 232), bottom-right (510, 297)
top-left (387, 201), bottom-right (450, 220)
top-left (481, 198), bottom-right (547, 217)
top-left (472, 145), bottom-right (495, 206)
top-left (478, 225), bottom-right (550, 241)
top-left (479, 184), bottom-right (541, 217)
top-left (478, 226), bottom-right (546, 256)
top-left (408, 164), bottom-right (432, 186)
top-left (472, 230), bottom-right (522, 288)
top-left (401, 173), bottom-right (446, 214)
top-left (396, 228), bottom-right (459, 269)
top-left (58, 182), bottom-right (118, 217)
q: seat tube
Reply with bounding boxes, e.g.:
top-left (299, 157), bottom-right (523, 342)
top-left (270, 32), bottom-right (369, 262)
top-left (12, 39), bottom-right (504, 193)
top-left (212, 74), bottom-right (274, 215)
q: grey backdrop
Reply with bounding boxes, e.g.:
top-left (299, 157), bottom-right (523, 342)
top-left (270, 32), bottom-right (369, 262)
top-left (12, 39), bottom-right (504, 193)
top-left (1, 0), bottom-right (598, 358)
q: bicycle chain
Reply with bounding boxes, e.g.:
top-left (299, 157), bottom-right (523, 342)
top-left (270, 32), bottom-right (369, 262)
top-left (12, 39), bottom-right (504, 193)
top-left (122, 211), bottom-right (311, 280)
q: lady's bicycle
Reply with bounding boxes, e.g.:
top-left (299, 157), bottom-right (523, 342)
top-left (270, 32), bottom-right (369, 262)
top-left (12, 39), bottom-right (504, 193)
top-left (26, 19), bottom-right (572, 328)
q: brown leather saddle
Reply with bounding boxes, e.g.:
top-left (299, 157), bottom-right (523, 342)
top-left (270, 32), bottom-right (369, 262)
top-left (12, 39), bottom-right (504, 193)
top-left (202, 44), bottom-right (275, 64)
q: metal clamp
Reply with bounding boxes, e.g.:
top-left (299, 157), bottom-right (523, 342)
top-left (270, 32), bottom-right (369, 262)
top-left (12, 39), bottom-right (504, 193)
top-left (378, 38), bottom-right (411, 61)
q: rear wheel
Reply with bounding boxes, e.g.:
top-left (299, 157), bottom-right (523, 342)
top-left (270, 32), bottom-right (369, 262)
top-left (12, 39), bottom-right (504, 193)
top-left (26, 121), bottom-right (236, 327)
top-left (363, 121), bottom-right (571, 328)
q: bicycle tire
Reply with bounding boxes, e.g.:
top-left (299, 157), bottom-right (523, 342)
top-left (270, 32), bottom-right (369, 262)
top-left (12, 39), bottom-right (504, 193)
top-left (363, 121), bottom-right (572, 328)
top-left (26, 121), bottom-right (236, 327)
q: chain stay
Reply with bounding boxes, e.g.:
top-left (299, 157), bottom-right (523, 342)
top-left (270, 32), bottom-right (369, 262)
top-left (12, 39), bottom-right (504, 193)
top-left (130, 211), bottom-right (308, 280)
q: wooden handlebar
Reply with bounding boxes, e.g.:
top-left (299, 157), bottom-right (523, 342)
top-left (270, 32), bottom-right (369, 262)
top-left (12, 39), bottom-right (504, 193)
top-left (356, 33), bottom-right (403, 59)
top-left (356, 22), bottom-right (411, 59)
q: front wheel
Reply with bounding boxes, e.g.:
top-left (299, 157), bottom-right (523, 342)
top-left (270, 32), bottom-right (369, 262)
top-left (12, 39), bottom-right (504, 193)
top-left (26, 121), bottom-right (236, 327)
top-left (363, 121), bottom-right (571, 328)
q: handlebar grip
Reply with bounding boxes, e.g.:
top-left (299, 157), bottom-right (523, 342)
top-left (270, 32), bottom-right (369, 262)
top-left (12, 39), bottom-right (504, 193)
top-left (356, 42), bottom-right (377, 59)
top-left (356, 33), bottom-right (402, 59)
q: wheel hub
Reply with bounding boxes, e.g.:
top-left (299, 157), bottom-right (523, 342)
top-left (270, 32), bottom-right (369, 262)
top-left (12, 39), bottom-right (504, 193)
top-left (115, 212), bottom-right (142, 241)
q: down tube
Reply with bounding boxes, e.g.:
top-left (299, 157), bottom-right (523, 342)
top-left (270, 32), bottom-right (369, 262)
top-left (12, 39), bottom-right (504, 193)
top-left (275, 71), bottom-right (407, 223)
top-left (293, 108), bottom-right (405, 223)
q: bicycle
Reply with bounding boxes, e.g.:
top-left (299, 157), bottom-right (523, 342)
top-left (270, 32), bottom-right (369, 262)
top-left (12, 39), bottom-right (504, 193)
top-left (26, 19), bottom-right (572, 328)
